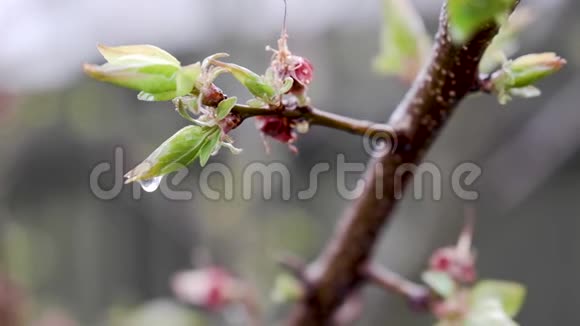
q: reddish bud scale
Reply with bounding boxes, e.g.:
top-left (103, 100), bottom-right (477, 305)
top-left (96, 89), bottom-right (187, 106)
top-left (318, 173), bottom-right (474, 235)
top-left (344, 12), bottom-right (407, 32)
top-left (429, 247), bottom-right (476, 284)
top-left (201, 84), bottom-right (226, 107)
top-left (256, 116), bottom-right (297, 144)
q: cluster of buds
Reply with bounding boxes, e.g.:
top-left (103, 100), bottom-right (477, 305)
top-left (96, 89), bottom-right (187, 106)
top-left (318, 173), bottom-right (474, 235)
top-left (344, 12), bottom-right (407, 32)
top-left (428, 220), bottom-right (477, 284)
top-left (268, 31), bottom-right (314, 98)
top-left (257, 32), bottom-right (314, 152)
top-left (487, 52), bottom-right (566, 104)
top-left (421, 219), bottom-right (526, 325)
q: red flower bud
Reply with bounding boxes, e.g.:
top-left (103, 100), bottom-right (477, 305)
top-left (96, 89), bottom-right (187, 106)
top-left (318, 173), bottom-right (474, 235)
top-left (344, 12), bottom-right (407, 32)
top-left (256, 116), bottom-right (297, 147)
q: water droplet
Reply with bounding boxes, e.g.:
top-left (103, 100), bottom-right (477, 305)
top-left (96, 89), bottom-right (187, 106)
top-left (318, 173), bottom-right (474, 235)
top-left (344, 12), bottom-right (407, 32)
top-left (138, 176), bottom-right (163, 192)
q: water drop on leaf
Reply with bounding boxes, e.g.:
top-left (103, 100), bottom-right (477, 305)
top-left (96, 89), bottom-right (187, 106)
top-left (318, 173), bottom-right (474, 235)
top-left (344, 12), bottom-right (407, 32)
top-left (138, 176), bottom-right (163, 192)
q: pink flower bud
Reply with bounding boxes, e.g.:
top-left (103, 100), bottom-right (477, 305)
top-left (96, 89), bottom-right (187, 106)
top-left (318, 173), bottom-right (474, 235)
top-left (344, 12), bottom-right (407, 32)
top-left (281, 56), bottom-right (314, 96)
top-left (429, 216), bottom-right (477, 283)
top-left (429, 247), bottom-right (476, 284)
top-left (291, 56), bottom-right (314, 86)
top-left (171, 267), bottom-right (238, 310)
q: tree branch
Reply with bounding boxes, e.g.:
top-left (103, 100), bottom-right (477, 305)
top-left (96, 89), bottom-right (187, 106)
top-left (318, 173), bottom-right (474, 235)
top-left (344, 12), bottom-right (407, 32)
top-left (231, 104), bottom-right (393, 137)
top-left (287, 3), bottom-right (513, 324)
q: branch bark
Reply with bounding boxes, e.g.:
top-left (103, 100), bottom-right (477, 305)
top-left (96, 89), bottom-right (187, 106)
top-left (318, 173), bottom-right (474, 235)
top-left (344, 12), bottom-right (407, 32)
top-left (287, 3), bottom-right (512, 325)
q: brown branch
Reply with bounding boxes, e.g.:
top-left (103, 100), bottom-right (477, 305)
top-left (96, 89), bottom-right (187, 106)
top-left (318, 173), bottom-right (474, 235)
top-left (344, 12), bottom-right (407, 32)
top-left (287, 3), bottom-right (514, 325)
top-left (231, 104), bottom-right (393, 137)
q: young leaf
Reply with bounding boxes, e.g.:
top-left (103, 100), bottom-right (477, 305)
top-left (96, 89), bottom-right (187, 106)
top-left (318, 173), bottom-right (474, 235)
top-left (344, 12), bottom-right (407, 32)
top-left (198, 129), bottom-right (222, 166)
top-left (216, 97), bottom-right (237, 120)
top-left (85, 44), bottom-right (201, 101)
top-left (507, 53), bottom-right (566, 88)
top-left (211, 61), bottom-right (277, 101)
top-left (176, 63), bottom-right (202, 97)
top-left (138, 90), bottom-right (178, 102)
top-left (491, 52), bottom-right (566, 104)
top-left (124, 125), bottom-right (219, 183)
top-left (479, 8), bottom-right (534, 73)
top-left (471, 280), bottom-right (526, 317)
top-left (422, 270), bottom-right (456, 298)
top-left (464, 298), bottom-right (519, 326)
top-left (373, 0), bottom-right (431, 81)
top-left (246, 98), bottom-right (267, 108)
top-left (83, 62), bottom-right (179, 94)
top-left (279, 77), bottom-right (294, 95)
top-left (448, 0), bottom-right (516, 44)
top-left (271, 273), bottom-right (304, 304)
top-left (97, 44), bottom-right (180, 66)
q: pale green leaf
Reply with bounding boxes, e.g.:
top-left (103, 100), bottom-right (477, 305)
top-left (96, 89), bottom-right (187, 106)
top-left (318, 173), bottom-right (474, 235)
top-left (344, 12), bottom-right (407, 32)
top-left (211, 61), bottom-right (277, 101)
top-left (198, 129), bottom-right (222, 167)
top-left (279, 77), bottom-right (295, 94)
top-left (138, 90), bottom-right (177, 102)
top-left (84, 62), bottom-right (178, 93)
top-left (471, 280), bottom-right (526, 317)
top-left (465, 298), bottom-right (519, 326)
top-left (216, 96), bottom-right (237, 120)
top-left (373, 0), bottom-right (431, 80)
top-left (422, 270), bottom-right (456, 298)
top-left (270, 273), bottom-right (304, 304)
top-left (124, 126), bottom-right (218, 183)
top-left (176, 63), bottom-right (202, 97)
top-left (97, 44), bottom-right (180, 66)
top-left (508, 86), bottom-right (541, 98)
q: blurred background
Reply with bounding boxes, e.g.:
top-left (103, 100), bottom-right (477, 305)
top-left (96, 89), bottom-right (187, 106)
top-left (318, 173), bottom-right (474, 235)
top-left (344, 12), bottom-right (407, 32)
top-left (0, 0), bottom-right (578, 325)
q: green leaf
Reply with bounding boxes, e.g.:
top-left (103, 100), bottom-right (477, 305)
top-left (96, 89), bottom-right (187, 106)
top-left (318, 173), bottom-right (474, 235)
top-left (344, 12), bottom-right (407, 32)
top-left (373, 0), bottom-right (431, 80)
top-left (507, 53), bottom-right (566, 88)
top-left (97, 44), bottom-right (180, 66)
top-left (479, 9), bottom-right (534, 73)
top-left (279, 77), bottom-right (294, 94)
top-left (471, 280), bottom-right (526, 317)
top-left (85, 44), bottom-right (200, 100)
top-left (490, 52), bottom-right (566, 104)
top-left (84, 62), bottom-right (179, 93)
top-left (465, 298), bottom-right (519, 326)
top-left (422, 270), bottom-right (456, 298)
top-left (448, 0), bottom-right (515, 44)
top-left (124, 125), bottom-right (219, 183)
top-left (198, 128), bottom-right (222, 167)
top-left (138, 90), bottom-right (177, 102)
top-left (176, 63), bottom-right (202, 97)
top-left (270, 273), bottom-right (304, 304)
top-left (216, 96), bottom-right (237, 120)
top-left (508, 85), bottom-right (541, 98)
top-left (211, 61), bottom-right (277, 101)
top-left (246, 98), bottom-right (267, 108)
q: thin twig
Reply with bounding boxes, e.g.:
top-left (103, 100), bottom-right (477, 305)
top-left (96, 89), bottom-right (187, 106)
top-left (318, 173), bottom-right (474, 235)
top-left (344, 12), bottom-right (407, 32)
top-left (231, 104), bottom-right (393, 137)
top-left (362, 264), bottom-right (430, 309)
